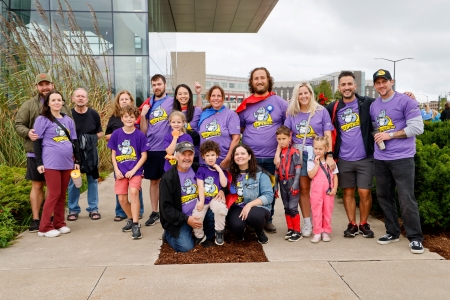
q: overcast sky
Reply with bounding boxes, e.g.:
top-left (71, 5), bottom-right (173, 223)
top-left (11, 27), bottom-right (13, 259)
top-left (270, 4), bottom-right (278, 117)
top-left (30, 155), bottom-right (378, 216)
top-left (176, 0), bottom-right (450, 102)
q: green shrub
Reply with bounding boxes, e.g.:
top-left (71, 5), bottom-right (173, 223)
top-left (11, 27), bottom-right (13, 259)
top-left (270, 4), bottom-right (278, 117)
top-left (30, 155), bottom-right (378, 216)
top-left (0, 165), bottom-right (31, 221)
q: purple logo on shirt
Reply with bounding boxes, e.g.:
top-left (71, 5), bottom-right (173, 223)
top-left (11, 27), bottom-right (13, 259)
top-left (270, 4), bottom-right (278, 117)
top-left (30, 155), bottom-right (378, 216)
top-left (116, 139), bottom-right (137, 163)
top-left (253, 106), bottom-right (274, 128)
top-left (53, 124), bottom-right (70, 143)
top-left (340, 108), bottom-right (360, 131)
top-left (295, 120), bottom-right (316, 139)
top-left (181, 178), bottom-right (198, 204)
top-left (204, 176), bottom-right (219, 197)
top-left (376, 110), bottom-right (396, 132)
top-left (200, 119), bottom-right (222, 139)
top-left (149, 107), bottom-right (168, 125)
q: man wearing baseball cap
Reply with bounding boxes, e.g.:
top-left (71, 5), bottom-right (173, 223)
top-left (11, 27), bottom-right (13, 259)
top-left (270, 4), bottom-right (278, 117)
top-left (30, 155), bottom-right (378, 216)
top-left (159, 142), bottom-right (217, 252)
top-left (370, 69), bottom-right (425, 254)
top-left (14, 73), bottom-right (72, 232)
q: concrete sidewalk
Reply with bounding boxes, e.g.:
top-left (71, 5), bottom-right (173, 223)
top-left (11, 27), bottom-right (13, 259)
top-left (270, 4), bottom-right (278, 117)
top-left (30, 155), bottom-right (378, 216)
top-left (0, 173), bottom-right (448, 300)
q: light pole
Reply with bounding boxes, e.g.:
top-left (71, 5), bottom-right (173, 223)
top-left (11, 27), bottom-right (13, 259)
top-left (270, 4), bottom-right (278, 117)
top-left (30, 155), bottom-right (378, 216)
top-left (374, 57), bottom-right (414, 90)
top-left (419, 93), bottom-right (428, 104)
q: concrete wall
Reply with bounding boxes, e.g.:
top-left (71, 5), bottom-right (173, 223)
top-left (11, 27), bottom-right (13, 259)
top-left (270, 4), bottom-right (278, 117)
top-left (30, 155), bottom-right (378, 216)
top-left (171, 52), bottom-right (206, 95)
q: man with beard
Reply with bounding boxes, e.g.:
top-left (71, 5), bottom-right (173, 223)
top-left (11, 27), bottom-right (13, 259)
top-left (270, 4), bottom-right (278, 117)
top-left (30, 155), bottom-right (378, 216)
top-left (236, 67), bottom-right (288, 233)
top-left (140, 74), bottom-right (174, 227)
top-left (370, 69), bottom-right (424, 254)
top-left (67, 88), bottom-right (103, 221)
top-left (15, 73), bottom-right (72, 232)
top-left (159, 142), bottom-right (215, 252)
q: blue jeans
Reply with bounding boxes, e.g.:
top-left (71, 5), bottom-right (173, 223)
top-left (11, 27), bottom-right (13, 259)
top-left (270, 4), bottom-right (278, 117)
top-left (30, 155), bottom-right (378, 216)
top-left (374, 158), bottom-right (423, 242)
top-left (115, 190), bottom-right (144, 217)
top-left (68, 175), bottom-right (99, 213)
top-left (256, 157), bottom-right (276, 222)
top-left (164, 208), bottom-right (215, 252)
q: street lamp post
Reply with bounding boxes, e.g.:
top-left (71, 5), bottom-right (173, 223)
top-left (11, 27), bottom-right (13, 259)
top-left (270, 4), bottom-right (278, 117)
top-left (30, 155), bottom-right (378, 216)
top-left (374, 57), bottom-right (414, 91)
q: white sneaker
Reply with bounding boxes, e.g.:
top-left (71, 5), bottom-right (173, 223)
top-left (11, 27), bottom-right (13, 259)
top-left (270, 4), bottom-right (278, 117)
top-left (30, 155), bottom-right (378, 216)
top-left (302, 223), bottom-right (312, 237)
top-left (311, 234), bottom-right (321, 243)
top-left (57, 226), bottom-right (71, 234)
top-left (38, 229), bottom-right (61, 238)
top-left (322, 232), bottom-right (331, 242)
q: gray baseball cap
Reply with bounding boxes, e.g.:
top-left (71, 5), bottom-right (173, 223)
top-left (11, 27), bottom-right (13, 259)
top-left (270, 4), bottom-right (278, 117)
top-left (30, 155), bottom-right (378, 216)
top-left (175, 141), bottom-right (194, 153)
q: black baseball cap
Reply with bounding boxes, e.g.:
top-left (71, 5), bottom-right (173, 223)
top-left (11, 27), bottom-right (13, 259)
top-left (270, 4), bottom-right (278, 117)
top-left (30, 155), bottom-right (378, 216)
top-left (373, 69), bottom-right (393, 82)
top-left (175, 142), bottom-right (194, 154)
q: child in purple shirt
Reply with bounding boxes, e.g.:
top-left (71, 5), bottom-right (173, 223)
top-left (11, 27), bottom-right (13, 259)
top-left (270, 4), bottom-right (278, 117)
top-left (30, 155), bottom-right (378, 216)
top-left (108, 106), bottom-right (150, 240)
top-left (192, 141), bottom-right (228, 246)
top-left (164, 111), bottom-right (193, 171)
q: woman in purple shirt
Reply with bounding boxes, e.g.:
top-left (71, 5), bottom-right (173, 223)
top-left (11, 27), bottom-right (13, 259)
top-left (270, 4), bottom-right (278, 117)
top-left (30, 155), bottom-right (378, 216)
top-left (282, 82), bottom-right (334, 237)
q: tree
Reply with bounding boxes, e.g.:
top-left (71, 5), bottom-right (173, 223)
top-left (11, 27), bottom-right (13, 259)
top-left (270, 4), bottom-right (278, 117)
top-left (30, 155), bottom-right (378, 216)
top-left (333, 90), bottom-right (342, 100)
top-left (315, 80), bottom-right (333, 101)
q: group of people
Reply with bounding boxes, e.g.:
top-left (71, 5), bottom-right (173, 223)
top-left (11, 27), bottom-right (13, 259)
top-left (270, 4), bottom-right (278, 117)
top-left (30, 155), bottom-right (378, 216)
top-left (15, 67), bottom-right (426, 254)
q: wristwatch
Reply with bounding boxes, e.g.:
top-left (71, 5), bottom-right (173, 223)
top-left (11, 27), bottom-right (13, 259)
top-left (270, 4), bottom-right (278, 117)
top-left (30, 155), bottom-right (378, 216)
top-left (325, 151), bottom-right (333, 158)
top-left (389, 132), bottom-right (394, 138)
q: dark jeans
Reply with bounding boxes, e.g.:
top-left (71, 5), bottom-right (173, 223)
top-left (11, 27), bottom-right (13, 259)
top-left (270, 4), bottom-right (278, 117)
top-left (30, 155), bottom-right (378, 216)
top-left (374, 158), bottom-right (423, 242)
top-left (256, 157), bottom-right (276, 222)
top-left (226, 205), bottom-right (270, 236)
top-left (164, 208), bottom-right (215, 252)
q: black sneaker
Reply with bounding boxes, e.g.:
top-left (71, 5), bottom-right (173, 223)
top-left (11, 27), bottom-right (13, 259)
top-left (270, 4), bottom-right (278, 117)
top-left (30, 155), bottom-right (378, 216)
top-left (131, 224), bottom-right (142, 239)
top-left (29, 219), bottom-right (40, 233)
top-left (215, 230), bottom-right (224, 246)
top-left (194, 235), bottom-right (206, 245)
top-left (409, 241), bottom-right (424, 254)
top-left (202, 239), bottom-right (215, 248)
top-left (122, 219), bottom-right (133, 232)
top-left (288, 231), bottom-right (302, 242)
top-left (344, 223), bottom-right (359, 237)
top-left (145, 211), bottom-right (160, 226)
top-left (285, 230), bottom-right (294, 240)
top-left (256, 230), bottom-right (269, 244)
top-left (377, 234), bottom-right (399, 245)
top-left (359, 223), bottom-right (375, 238)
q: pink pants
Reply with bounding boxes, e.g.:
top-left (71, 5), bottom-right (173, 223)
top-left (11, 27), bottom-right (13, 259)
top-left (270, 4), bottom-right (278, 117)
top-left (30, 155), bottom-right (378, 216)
top-left (310, 168), bottom-right (335, 235)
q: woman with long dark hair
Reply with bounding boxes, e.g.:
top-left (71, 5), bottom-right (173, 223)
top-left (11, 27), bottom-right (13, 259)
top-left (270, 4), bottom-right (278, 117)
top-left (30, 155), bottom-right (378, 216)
top-left (226, 144), bottom-right (273, 244)
top-left (33, 90), bottom-right (80, 237)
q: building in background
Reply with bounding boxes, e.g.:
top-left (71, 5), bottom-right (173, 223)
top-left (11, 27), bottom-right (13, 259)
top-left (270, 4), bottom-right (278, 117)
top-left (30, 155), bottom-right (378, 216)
top-left (170, 51), bottom-right (205, 97)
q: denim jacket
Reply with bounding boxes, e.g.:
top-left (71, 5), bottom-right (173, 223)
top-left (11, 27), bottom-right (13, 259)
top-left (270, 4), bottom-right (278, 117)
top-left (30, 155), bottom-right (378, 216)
top-left (241, 170), bottom-right (274, 212)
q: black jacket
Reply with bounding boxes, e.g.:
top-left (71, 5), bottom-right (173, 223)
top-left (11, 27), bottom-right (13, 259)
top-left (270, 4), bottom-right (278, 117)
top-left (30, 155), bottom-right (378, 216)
top-left (440, 109), bottom-right (450, 121)
top-left (79, 134), bottom-right (99, 178)
top-left (326, 93), bottom-right (375, 160)
top-left (159, 163), bottom-right (199, 238)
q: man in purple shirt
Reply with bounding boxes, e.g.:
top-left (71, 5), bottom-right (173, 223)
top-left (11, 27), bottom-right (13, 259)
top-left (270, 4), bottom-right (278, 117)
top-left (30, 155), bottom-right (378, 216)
top-left (237, 67), bottom-right (288, 233)
top-left (370, 69), bottom-right (424, 254)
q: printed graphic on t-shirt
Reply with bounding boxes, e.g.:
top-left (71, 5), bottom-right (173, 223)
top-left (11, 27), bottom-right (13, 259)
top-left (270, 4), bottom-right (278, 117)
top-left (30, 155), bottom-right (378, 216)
top-left (149, 107), bottom-right (168, 125)
top-left (340, 108), bottom-right (360, 131)
top-left (253, 105), bottom-right (274, 128)
top-left (295, 120), bottom-right (316, 139)
top-left (185, 123), bottom-right (192, 130)
top-left (53, 124), bottom-right (70, 142)
top-left (116, 140), bottom-right (137, 163)
top-left (376, 110), bottom-right (396, 132)
top-left (204, 176), bottom-right (219, 198)
top-left (200, 119), bottom-right (221, 139)
top-left (234, 181), bottom-right (244, 205)
top-left (181, 178), bottom-right (198, 203)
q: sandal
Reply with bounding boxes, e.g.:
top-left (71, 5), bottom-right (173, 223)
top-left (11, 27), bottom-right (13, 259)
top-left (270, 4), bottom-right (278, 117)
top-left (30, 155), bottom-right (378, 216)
top-left (67, 213), bottom-right (78, 221)
top-left (114, 215), bottom-right (126, 222)
top-left (89, 212), bottom-right (101, 220)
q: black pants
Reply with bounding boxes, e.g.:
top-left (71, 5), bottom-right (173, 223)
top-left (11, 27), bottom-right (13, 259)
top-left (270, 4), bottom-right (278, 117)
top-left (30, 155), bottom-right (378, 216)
top-left (226, 205), bottom-right (270, 235)
top-left (280, 178), bottom-right (299, 216)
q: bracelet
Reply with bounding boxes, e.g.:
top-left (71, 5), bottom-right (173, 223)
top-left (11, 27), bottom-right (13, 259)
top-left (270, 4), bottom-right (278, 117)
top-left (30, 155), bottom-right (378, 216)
top-left (325, 152), bottom-right (333, 158)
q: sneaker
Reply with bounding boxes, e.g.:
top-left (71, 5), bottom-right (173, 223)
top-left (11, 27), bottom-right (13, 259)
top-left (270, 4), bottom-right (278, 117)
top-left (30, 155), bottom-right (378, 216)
top-left (132, 224), bottom-right (142, 239)
top-left (57, 226), bottom-right (71, 234)
top-left (215, 230), bottom-right (224, 246)
top-left (359, 223), bottom-right (375, 238)
top-left (194, 235), bottom-right (206, 245)
top-left (311, 234), bottom-right (321, 243)
top-left (285, 230), bottom-right (294, 240)
top-left (29, 219), bottom-right (40, 233)
top-left (37, 229), bottom-right (61, 238)
top-left (344, 223), bottom-right (359, 237)
top-left (322, 232), bottom-right (331, 242)
top-left (122, 219), bottom-right (133, 232)
top-left (288, 231), bottom-right (302, 242)
top-left (264, 222), bottom-right (277, 234)
top-left (409, 241), bottom-right (424, 254)
top-left (301, 223), bottom-right (312, 237)
top-left (145, 211), bottom-right (160, 226)
top-left (202, 239), bottom-right (215, 248)
top-left (256, 230), bottom-right (269, 244)
top-left (377, 234), bottom-right (400, 245)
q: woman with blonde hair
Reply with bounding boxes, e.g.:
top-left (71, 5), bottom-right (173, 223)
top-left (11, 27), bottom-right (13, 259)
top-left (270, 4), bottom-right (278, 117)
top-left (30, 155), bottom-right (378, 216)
top-left (280, 82), bottom-right (334, 237)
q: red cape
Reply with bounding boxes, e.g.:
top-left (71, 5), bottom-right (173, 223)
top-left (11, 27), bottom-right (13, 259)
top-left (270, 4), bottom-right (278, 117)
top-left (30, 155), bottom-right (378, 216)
top-left (235, 92), bottom-right (276, 113)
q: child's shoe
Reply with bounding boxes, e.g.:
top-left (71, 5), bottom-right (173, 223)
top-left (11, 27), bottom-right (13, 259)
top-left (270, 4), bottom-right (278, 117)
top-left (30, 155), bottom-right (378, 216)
top-left (311, 234), bottom-right (321, 243)
top-left (302, 223), bottom-right (312, 237)
top-left (131, 224), bottom-right (142, 240)
top-left (194, 235), bottom-right (206, 245)
top-left (322, 232), bottom-right (331, 242)
top-left (288, 231), bottom-right (302, 242)
top-left (285, 229), bottom-right (294, 240)
top-left (122, 219), bottom-right (133, 232)
top-left (215, 230), bottom-right (224, 246)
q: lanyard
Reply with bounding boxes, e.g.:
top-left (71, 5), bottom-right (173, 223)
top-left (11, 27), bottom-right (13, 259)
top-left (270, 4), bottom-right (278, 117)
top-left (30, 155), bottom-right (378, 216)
top-left (319, 162), bottom-right (332, 191)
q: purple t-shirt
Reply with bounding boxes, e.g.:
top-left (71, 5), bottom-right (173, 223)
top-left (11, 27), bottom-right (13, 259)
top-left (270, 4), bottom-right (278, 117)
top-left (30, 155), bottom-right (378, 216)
top-left (196, 166), bottom-right (221, 204)
top-left (199, 108), bottom-right (240, 164)
top-left (336, 98), bottom-right (366, 161)
top-left (107, 128), bottom-right (150, 176)
top-left (284, 108), bottom-right (334, 147)
top-left (33, 115), bottom-right (77, 170)
top-left (179, 168), bottom-right (199, 216)
top-left (163, 132), bottom-right (193, 171)
top-left (239, 95), bottom-right (288, 158)
top-left (370, 92), bottom-right (421, 160)
top-left (145, 96), bottom-right (174, 151)
top-left (230, 173), bottom-right (245, 208)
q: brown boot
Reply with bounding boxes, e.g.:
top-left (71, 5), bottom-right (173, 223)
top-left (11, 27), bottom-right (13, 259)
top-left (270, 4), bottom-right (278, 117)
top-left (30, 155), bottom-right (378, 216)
top-left (264, 221), bottom-right (277, 234)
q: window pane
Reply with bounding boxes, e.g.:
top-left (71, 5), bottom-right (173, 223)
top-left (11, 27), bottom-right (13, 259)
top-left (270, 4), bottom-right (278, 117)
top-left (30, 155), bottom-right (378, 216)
top-left (114, 56), bottom-right (149, 105)
top-left (10, 0), bottom-right (50, 10)
top-left (113, 12), bottom-right (148, 55)
top-left (50, 0), bottom-right (111, 11)
top-left (229, 83), bottom-right (235, 89)
top-left (113, 0), bottom-right (146, 12)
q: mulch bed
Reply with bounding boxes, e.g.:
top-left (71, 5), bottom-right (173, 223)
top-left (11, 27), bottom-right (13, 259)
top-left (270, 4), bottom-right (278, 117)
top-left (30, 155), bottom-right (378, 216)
top-left (155, 229), bottom-right (268, 265)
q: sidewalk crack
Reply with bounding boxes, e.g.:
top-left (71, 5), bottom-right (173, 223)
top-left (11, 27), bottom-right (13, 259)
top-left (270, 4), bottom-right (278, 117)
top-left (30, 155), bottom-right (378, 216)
top-left (87, 266), bottom-right (107, 300)
top-left (328, 261), bottom-right (361, 299)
